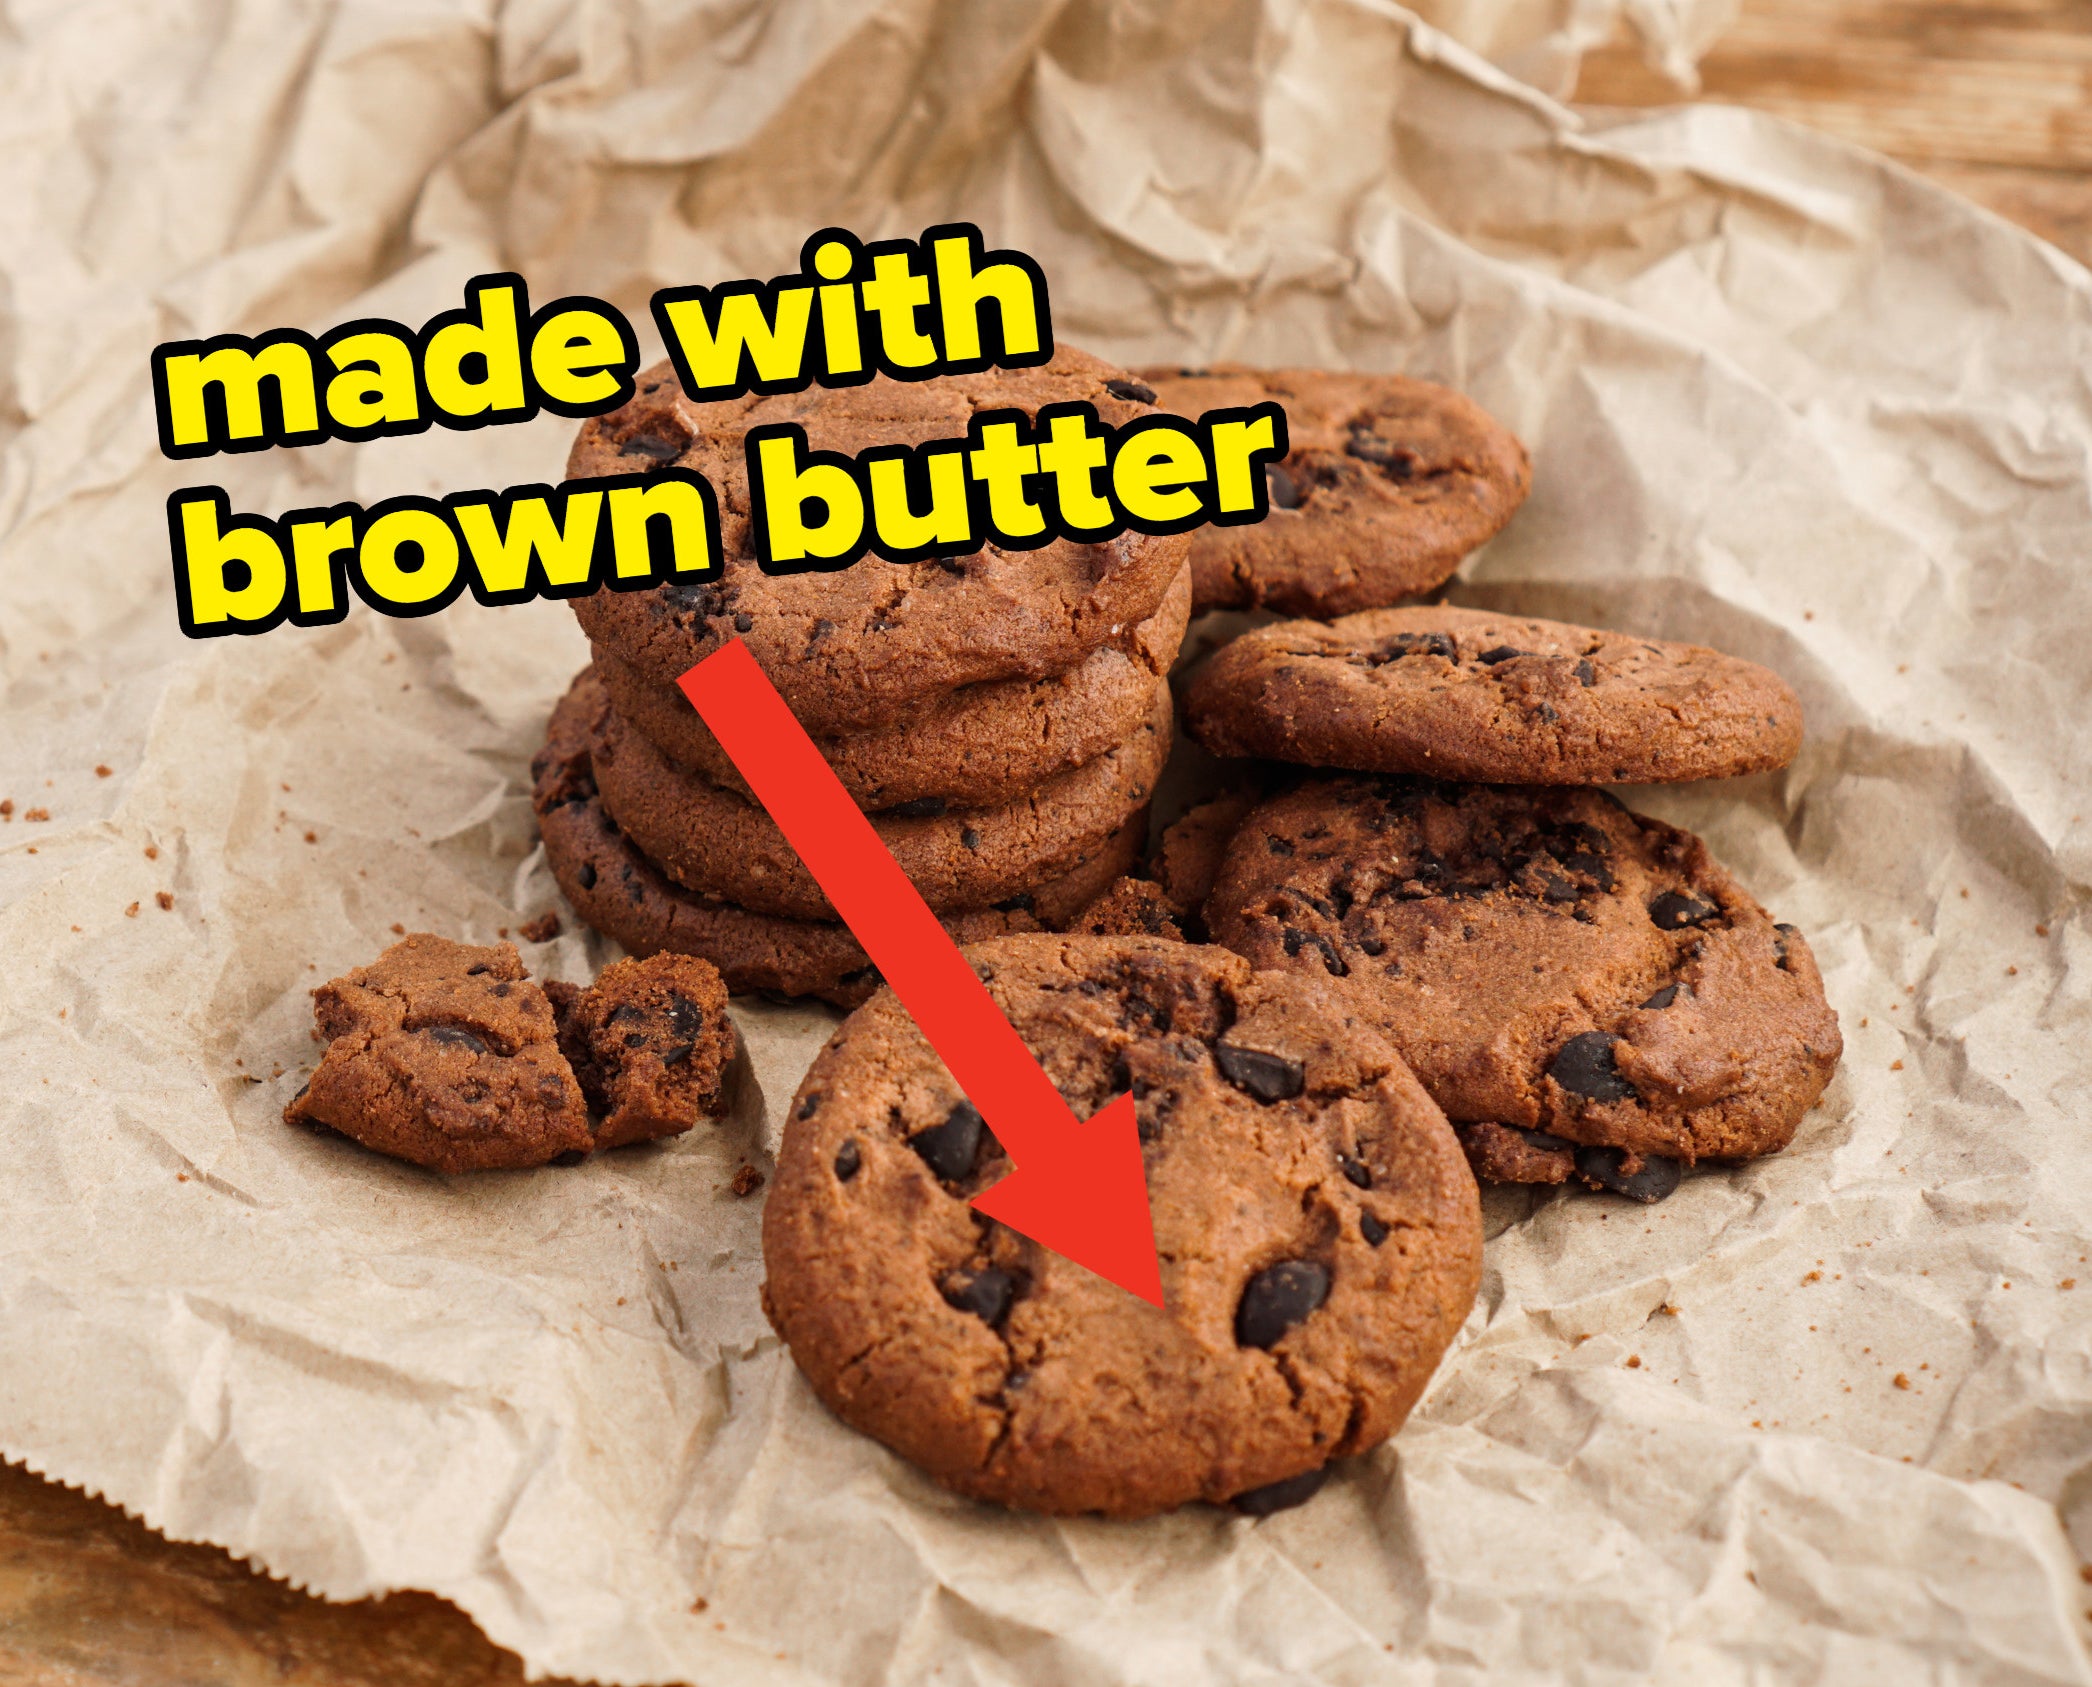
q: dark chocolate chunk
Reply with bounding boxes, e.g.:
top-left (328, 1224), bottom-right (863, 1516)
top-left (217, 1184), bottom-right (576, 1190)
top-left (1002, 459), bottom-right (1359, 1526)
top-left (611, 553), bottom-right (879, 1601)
top-left (1639, 983), bottom-right (1680, 1010)
top-left (1265, 464), bottom-right (1301, 509)
top-left (1359, 1211), bottom-right (1388, 1246)
top-left (733, 611), bottom-right (753, 632)
top-left (1518, 1125), bottom-right (1577, 1152)
top-left (1649, 892), bottom-right (1719, 931)
top-left (1235, 1260), bottom-right (1331, 1348)
top-left (421, 1024), bottom-right (489, 1054)
top-left (1548, 1032), bottom-right (1637, 1102)
top-left (1575, 658), bottom-right (1597, 686)
top-left (577, 860), bottom-right (597, 891)
top-left (833, 1138), bottom-right (860, 1180)
top-left (960, 828), bottom-right (982, 850)
top-left (1773, 922), bottom-right (1797, 969)
top-left (1477, 645), bottom-right (1525, 666)
top-left (889, 796), bottom-right (948, 819)
top-left (1214, 1043), bottom-right (1306, 1103)
top-left (940, 1266), bottom-right (1016, 1326)
top-left (909, 1100), bottom-right (985, 1182)
top-left (1105, 378), bottom-right (1157, 404)
top-left (618, 427), bottom-right (688, 464)
top-left (798, 1092), bottom-right (822, 1120)
top-left (1338, 1153), bottom-right (1372, 1189)
top-left (1228, 1465), bottom-right (1329, 1516)
top-left (1574, 1146), bottom-right (1682, 1203)
top-left (1344, 431), bottom-right (1415, 477)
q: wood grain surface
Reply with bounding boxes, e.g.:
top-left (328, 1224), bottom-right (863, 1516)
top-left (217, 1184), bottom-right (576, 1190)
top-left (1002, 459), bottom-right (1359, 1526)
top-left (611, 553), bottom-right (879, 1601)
top-left (1576, 0), bottom-right (2092, 264)
top-left (6, 2), bottom-right (2088, 1680)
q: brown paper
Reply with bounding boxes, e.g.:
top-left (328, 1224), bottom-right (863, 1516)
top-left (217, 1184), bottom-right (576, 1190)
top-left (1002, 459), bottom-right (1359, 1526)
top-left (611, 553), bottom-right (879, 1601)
top-left (3, 3), bottom-right (2089, 1681)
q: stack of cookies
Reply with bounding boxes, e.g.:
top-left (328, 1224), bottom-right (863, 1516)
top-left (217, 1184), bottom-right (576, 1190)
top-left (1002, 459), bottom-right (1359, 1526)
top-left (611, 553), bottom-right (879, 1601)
top-left (532, 348), bottom-right (1192, 1006)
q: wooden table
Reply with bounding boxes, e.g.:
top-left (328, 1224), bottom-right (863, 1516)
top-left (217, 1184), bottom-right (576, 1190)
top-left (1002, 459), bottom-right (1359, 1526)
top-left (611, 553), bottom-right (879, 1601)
top-left (6, 4), bottom-right (2086, 1679)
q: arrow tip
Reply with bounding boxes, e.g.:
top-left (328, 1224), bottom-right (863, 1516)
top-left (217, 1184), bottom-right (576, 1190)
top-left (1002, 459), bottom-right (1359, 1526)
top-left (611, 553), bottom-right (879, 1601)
top-left (971, 1091), bottom-right (1163, 1308)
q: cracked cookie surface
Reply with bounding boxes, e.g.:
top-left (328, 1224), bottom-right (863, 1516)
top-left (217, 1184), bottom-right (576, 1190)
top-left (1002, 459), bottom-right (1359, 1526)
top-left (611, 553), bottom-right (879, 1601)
top-left (1185, 605), bottom-right (1804, 783)
top-left (284, 935), bottom-right (734, 1171)
top-left (569, 347), bottom-right (1189, 734)
top-left (1138, 366), bottom-right (1529, 617)
top-left (581, 664), bottom-right (1170, 920)
top-left (1202, 778), bottom-right (1841, 1193)
top-left (760, 933), bottom-right (1480, 1517)
top-left (531, 687), bottom-right (1140, 1005)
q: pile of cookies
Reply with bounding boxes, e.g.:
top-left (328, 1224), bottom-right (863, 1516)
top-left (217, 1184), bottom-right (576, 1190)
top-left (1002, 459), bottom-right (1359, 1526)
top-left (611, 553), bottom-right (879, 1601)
top-left (531, 347), bottom-right (1192, 1006)
top-left (511, 356), bottom-right (1842, 1520)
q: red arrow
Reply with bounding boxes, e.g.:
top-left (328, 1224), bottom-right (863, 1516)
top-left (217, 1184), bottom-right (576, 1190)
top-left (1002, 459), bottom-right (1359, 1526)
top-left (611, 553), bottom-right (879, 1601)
top-left (678, 639), bottom-right (1164, 1307)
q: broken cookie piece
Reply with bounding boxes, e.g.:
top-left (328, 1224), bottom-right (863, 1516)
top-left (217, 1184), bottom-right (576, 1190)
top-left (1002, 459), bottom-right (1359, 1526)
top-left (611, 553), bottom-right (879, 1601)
top-left (545, 954), bottom-right (735, 1151)
top-left (285, 933), bottom-right (735, 1172)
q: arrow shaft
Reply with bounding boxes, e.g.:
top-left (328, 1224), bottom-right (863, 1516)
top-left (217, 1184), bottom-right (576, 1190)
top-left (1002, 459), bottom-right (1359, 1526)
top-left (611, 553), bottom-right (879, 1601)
top-left (679, 639), bottom-right (1066, 1158)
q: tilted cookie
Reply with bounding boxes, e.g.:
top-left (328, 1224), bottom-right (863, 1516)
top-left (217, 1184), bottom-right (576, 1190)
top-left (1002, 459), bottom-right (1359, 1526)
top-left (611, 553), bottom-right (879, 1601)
top-left (1138, 366), bottom-right (1529, 617)
top-left (1202, 777), bottom-right (1841, 1199)
top-left (762, 934), bottom-right (1481, 1518)
top-left (570, 347), bottom-right (1189, 736)
top-left (1184, 605), bottom-right (1803, 784)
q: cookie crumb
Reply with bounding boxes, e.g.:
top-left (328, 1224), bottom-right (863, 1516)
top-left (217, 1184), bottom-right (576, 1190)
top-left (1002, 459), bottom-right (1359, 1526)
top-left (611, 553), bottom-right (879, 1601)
top-left (1890, 1059), bottom-right (1904, 1071)
top-left (144, 845), bottom-right (159, 860)
top-left (1802, 1270), bottom-right (1821, 1283)
top-left (1625, 1355), bottom-right (1641, 1368)
top-left (303, 831), bottom-right (317, 844)
top-left (155, 892), bottom-right (173, 911)
top-left (123, 901), bottom-right (139, 918)
top-left (2007, 965), bottom-right (2018, 975)
top-left (95, 765), bottom-right (112, 778)
top-left (730, 1164), bottom-right (765, 1197)
top-left (1892, 1373), bottom-right (1911, 1390)
top-left (691, 1597), bottom-right (709, 1614)
top-left (497, 926), bottom-right (510, 939)
top-left (1, 800), bottom-right (12, 818)
top-left (176, 1173), bottom-right (187, 1182)
top-left (25, 807), bottom-right (49, 822)
top-left (2037, 923), bottom-right (2050, 936)
top-left (519, 911), bottom-right (562, 943)
top-left (2063, 1279), bottom-right (2076, 1290)
top-left (390, 923), bottom-right (405, 935)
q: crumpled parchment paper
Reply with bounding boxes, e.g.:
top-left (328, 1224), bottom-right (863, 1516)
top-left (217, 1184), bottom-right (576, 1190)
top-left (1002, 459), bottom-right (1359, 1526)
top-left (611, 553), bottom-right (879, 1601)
top-left (2, 2), bottom-right (2090, 1682)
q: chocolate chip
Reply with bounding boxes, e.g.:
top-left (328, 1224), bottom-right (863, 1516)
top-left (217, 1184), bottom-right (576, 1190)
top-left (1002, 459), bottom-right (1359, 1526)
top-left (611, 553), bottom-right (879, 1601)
top-left (1338, 1153), bottom-right (1372, 1189)
top-left (941, 1266), bottom-right (1015, 1326)
top-left (294, 1079), bottom-right (310, 1100)
top-left (659, 1042), bottom-right (694, 1066)
top-left (1279, 926), bottom-right (1348, 977)
top-left (889, 796), bottom-right (947, 819)
top-left (1365, 631), bottom-right (1455, 664)
top-left (1267, 835), bottom-right (1295, 856)
top-left (1518, 1125), bottom-right (1577, 1152)
top-left (1649, 893), bottom-right (1718, 930)
top-left (577, 861), bottom-right (597, 891)
top-left (666, 994), bottom-right (705, 1039)
top-left (1214, 1044), bottom-right (1306, 1103)
top-left (834, 1139), bottom-right (861, 1181)
top-left (1574, 1146), bottom-right (1682, 1203)
top-left (1639, 983), bottom-right (1680, 1010)
top-left (1343, 430), bottom-right (1415, 477)
top-left (618, 427), bottom-right (688, 464)
top-left (1547, 1032), bottom-right (1637, 1102)
top-left (661, 579), bottom-right (728, 615)
top-left (1236, 1260), bottom-right (1330, 1348)
top-left (1105, 378), bottom-right (1156, 404)
top-left (733, 611), bottom-right (753, 632)
top-left (1542, 874), bottom-right (1581, 904)
top-left (909, 1100), bottom-right (985, 1181)
top-left (798, 1092), bottom-right (821, 1120)
top-left (1575, 658), bottom-right (1597, 687)
top-left (1359, 1211), bottom-right (1388, 1246)
top-left (1228, 1465), bottom-right (1329, 1516)
top-left (805, 618), bottom-right (836, 651)
top-left (960, 827), bottom-right (981, 850)
top-left (1265, 464), bottom-right (1301, 509)
top-left (1773, 922), bottom-right (1797, 969)
top-left (422, 1025), bottom-right (489, 1054)
top-left (1477, 645), bottom-right (1525, 665)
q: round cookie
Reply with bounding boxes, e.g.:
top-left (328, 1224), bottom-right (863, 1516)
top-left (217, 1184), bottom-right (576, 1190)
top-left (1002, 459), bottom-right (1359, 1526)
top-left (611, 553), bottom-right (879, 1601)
top-left (570, 348), bottom-right (1191, 735)
top-left (531, 695), bottom-right (1142, 1006)
top-left (1202, 777), bottom-right (1841, 1196)
top-left (761, 934), bottom-right (1481, 1517)
top-left (1184, 605), bottom-right (1804, 784)
top-left (595, 566), bottom-right (1191, 812)
top-left (585, 666), bottom-right (1172, 921)
top-left (1138, 366), bottom-right (1530, 617)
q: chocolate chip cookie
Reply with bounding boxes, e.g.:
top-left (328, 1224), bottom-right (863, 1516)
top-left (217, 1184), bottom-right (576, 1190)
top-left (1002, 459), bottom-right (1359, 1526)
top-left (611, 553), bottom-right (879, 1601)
top-left (761, 934), bottom-right (1481, 1517)
top-left (1138, 367), bottom-right (1530, 617)
top-left (285, 935), bottom-right (735, 1172)
top-left (1184, 606), bottom-right (1804, 783)
top-left (582, 665), bottom-right (1171, 921)
top-left (591, 566), bottom-right (1190, 813)
top-left (570, 348), bottom-right (1190, 735)
top-left (531, 691), bottom-right (1142, 1005)
top-left (1065, 876), bottom-right (1186, 941)
top-left (1202, 778), bottom-right (1841, 1196)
